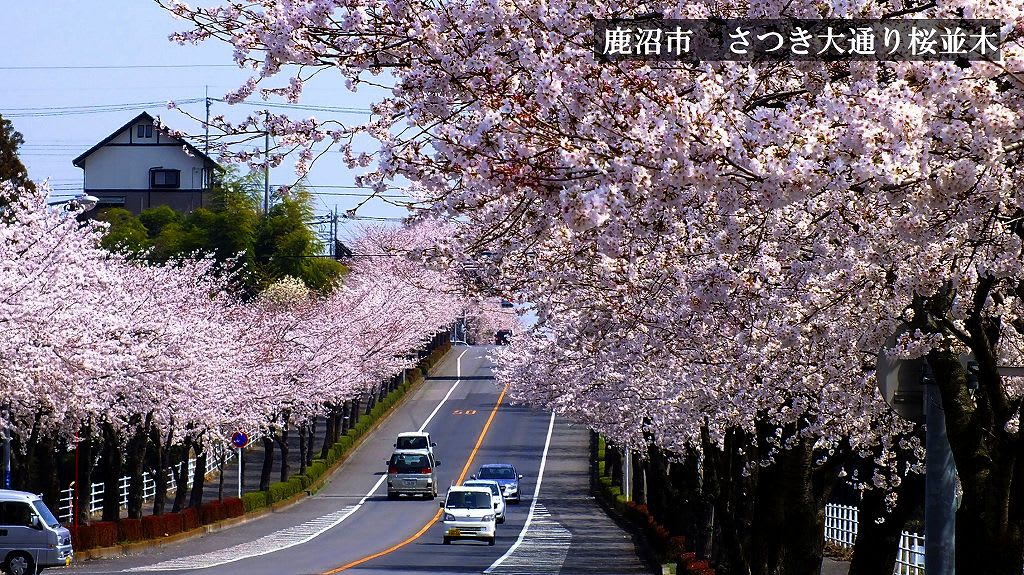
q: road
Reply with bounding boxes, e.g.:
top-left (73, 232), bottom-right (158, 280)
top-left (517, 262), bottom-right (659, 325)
top-left (66, 346), bottom-right (652, 575)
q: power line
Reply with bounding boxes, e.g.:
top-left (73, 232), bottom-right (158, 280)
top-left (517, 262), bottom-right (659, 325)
top-left (0, 64), bottom-right (238, 70)
top-left (216, 99), bottom-right (371, 115)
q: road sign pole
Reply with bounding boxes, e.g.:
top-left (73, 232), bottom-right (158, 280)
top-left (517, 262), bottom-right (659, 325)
top-left (238, 447), bottom-right (243, 499)
top-left (924, 368), bottom-right (955, 575)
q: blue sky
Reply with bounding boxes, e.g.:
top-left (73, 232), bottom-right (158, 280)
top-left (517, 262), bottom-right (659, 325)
top-left (1, 0), bottom-right (406, 243)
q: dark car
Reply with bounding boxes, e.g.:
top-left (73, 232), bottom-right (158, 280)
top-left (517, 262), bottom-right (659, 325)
top-left (472, 463), bottom-right (524, 503)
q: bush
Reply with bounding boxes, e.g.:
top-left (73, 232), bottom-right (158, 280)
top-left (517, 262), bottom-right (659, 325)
top-left (199, 501), bottom-right (226, 524)
top-left (296, 474), bottom-right (312, 489)
top-left (181, 507), bottom-right (200, 531)
top-left (336, 436), bottom-right (353, 453)
top-left (164, 512), bottom-right (183, 536)
top-left (309, 459), bottom-right (327, 479)
top-left (118, 518), bottom-right (143, 543)
top-left (242, 491), bottom-right (267, 512)
top-left (223, 497), bottom-right (245, 518)
top-left (141, 513), bottom-right (182, 539)
top-left (76, 521), bottom-right (118, 549)
top-left (268, 480), bottom-right (300, 504)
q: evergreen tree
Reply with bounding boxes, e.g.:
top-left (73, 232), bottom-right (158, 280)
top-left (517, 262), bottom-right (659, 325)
top-left (0, 114), bottom-right (35, 194)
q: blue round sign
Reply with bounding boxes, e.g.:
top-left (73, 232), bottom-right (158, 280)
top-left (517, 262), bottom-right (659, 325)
top-left (231, 431), bottom-right (249, 449)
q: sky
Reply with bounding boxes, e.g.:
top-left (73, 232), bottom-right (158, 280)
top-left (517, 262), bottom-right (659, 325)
top-left (1, 0), bottom-right (406, 245)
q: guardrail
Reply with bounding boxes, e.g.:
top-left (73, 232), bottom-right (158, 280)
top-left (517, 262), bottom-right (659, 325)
top-left (57, 445), bottom-right (233, 523)
top-left (824, 503), bottom-right (924, 574)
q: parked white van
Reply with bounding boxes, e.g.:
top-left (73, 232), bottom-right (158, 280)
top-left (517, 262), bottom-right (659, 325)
top-left (0, 490), bottom-right (73, 575)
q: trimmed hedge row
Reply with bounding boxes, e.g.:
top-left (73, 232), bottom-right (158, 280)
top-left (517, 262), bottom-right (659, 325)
top-left (594, 435), bottom-right (717, 575)
top-left (239, 341), bottom-right (450, 514)
top-left (74, 497), bottom-right (248, 550)
top-left (73, 342), bottom-right (449, 552)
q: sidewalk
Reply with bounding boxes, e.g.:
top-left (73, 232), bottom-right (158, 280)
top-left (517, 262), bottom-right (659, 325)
top-left (822, 558), bottom-right (850, 574)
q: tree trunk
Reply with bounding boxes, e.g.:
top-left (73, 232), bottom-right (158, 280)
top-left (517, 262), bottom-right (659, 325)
top-left (125, 413), bottom-right (151, 519)
top-left (76, 424), bottom-right (94, 526)
top-left (150, 424), bottom-right (172, 516)
top-left (259, 436), bottom-right (274, 491)
top-left (298, 422), bottom-right (307, 476)
top-left (218, 450), bottom-right (225, 502)
top-left (101, 422), bottom-right (123, 522)
top-left (171, 437), bottom-right (192, 513)
top-left (35, 434), bottom-right (60, 516)
top-left (275, 423), bottom-right (290, 483)
top-left (188, 443), bottom-right (206, 508)
top-left (349, 398), bottom-right (360, 430)
top-left (320, 412), bottom-right (335, 460)
top-left (306, 420), bottom-right (315, 467)
top-left (849, 469), bottom-right (925, 575)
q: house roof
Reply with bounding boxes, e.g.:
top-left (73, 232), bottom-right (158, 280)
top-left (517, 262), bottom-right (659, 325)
top-left (72, 111), bottom-right (219, 168)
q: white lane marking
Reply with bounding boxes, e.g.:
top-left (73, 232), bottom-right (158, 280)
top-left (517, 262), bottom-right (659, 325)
top-left (485, 503), bottom-right (571, 574)
top-left (484, 412), bottom-right (562, 574)
top-left (418, 348), bottom-right (468, 432)
top-left (127, 506), bottom-right (358, 571)
top-left (126, 348), bottom-right (471, 571)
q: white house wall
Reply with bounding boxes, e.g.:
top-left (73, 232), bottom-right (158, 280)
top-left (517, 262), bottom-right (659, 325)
top-left (83, 143), bottom-right (207, 190)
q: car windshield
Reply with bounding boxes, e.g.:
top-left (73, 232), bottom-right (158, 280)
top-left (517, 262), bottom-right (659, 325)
top-left (396, 436), bottom-right (428, 450)
top-left (478, 467), bottom-right (515, 480)
top-left (446, 491), bottom-right (492, 509)
top-left (32, 500), bottom-right (60, 529)
top-left (466, 482), bottom-right (500, 496)
top-left (390, 453), bottom-right (429, 472)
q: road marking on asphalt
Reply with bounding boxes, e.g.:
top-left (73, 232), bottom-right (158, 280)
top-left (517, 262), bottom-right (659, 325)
top-left (123, 348), bottom-right (471, 572)
top-left (484, 412), bottom-right (560, 574)
top-left (485, 504), bottom-right (571, 574)
top-left (321, 381), bottom-right (509, 574)
top-left (126, 506), bottom-right (359, 571)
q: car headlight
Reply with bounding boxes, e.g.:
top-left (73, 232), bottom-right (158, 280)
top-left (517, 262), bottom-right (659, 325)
top-left (444, 513), bottom-right (456, 521)
top-left (483, 514), bottom-right (495, 522)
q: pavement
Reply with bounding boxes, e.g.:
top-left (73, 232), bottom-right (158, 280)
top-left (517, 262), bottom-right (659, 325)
top-left (822, 558), bottom-right (850, 574)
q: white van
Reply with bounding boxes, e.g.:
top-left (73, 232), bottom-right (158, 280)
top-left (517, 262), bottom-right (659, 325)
top-left (439, 485), bottom-right (497, 545)
top-left (0, 490), bottom-right (73, 575)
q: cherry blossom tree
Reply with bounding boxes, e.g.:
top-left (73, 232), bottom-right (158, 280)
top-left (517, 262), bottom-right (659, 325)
top-left (155, 0), bottom-right (1024, 571)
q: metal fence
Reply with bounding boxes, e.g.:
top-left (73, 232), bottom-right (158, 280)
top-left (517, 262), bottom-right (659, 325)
top-left (56, 446), bottom-right (232, 523)
top-left (824, 503), bottom-right (924, 575)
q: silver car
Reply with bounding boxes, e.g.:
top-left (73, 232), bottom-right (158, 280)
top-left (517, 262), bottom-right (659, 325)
top-left (0, 489), bottom-right (73, 575)
top-left (386, 449), bottom-right (440, 499)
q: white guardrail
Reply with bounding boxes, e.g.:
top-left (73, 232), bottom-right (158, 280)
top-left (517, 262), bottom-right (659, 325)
top-left (57, 445), bottom-right (234, 523)
top-left (825, 503), bottom-right (925, 575)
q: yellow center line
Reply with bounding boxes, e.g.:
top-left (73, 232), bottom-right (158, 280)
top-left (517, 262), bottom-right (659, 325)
top-left (322, 384), bottom-right (509, 574)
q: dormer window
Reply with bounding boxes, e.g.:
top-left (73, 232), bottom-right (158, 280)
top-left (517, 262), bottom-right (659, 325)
top-left (150, 168), bottom-right (180, 188)
top-left (137, 124), bottom-right (153, 139)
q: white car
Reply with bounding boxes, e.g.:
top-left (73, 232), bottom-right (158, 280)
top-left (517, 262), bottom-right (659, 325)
top-left (439, 486), bottom-right (497, 545)
top-left (395, 431), bottom-right (436, 455)
top-left (462, 479), bottom-right (506, 524)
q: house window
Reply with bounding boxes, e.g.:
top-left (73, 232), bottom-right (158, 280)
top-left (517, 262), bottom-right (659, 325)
top-left (150, 169), bottom-right (180, 188)
top-left (137, 124), bottom-right (153, 139)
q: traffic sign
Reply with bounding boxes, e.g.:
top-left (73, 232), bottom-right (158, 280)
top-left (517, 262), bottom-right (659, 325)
top-left (231, 431), bottom-right (249, 449)
top-left (876, 324), bottom-right (926, 423)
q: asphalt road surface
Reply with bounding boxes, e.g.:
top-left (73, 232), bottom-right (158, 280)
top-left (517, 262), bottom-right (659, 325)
top-left (66, 346), bottom-right (652, 575)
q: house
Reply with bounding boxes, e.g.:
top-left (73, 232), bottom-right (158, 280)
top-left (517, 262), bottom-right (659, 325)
top-left (73, 112), bottom-right (219, 215)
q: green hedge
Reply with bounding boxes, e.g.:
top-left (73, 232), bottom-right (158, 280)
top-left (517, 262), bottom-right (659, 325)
top-left (242, 491), bottom-right (267, 512)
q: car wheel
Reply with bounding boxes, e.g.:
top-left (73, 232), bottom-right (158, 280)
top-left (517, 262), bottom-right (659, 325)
top-left (498, 515), bottom-right (505, 524)
top-left (488, 537), bottom-right (496, 546)
top-left (443, 537), bottom-right (451, 545)
top-left (5, 552), bottom-right (35, 575)
top-left (387, 491), bottom-right (398, 500)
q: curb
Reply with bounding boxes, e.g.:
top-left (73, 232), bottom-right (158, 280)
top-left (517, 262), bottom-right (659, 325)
top-left (74, 344), bottom-right (452, 562)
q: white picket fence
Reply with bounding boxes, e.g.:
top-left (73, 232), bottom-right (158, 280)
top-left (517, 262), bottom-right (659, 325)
top-left (56, 446), bottom-right (234, 523)
top-left (825, 503), bottom-right (925, 574)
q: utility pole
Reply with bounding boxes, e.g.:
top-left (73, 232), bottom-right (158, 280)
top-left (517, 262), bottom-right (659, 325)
top-left (922, 362), bottom-right (955, 575)
top-left (204, 86), bottom-right (210, 155)
top-left (263, 111), bottom-right (271, 215)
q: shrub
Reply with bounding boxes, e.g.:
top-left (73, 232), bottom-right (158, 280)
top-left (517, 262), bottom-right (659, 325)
top-left (296, 474), bottom-right (312, 489)
top-left (164, 509), bottom-right (185, 532)
top-left (309, 460), bottom-right (327, 479)
top-left (223, 497), bottom-right (245, 518)
top-left (268, 480), bottom-right (300, 504)
top-left (181, 507), bottom-right (200, 531)
top-left (336, 436), bottom-right (353, 453)
top-left (346, 428), bottom-right (358, 439)
top-left (287, 477), bottom-right (304, 497)
top-left (76, 521), bottom-right (118, 549)
top-left (118, 518), bottom-right (143, 543)
top-left (199, 501), bottom-right (226, 524)
top-left (242, 491), bottom-right (267, 512)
